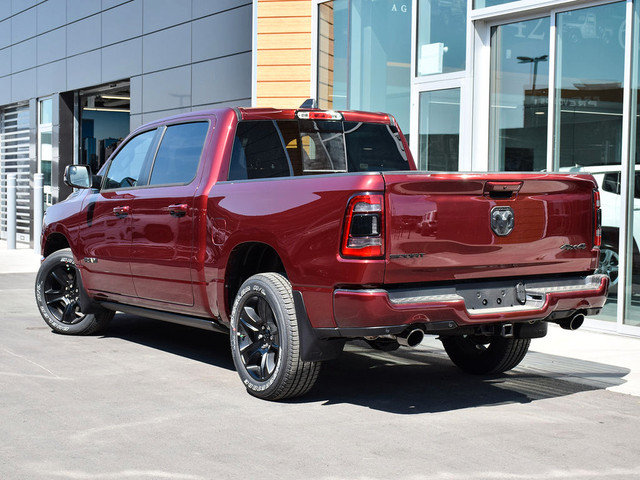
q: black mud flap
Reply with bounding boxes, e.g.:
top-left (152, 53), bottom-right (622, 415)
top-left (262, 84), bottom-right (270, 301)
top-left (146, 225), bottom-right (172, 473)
top-left (293, 290), bottom-right (345, 362)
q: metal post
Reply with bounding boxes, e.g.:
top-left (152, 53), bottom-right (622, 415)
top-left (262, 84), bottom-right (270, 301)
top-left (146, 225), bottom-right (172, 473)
top-left (7, 173), bottom-right (16, 249)
top-left (34, 173), bottom-right (44, 254)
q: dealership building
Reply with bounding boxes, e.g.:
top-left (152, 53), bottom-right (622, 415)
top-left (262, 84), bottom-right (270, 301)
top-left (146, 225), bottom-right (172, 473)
top-left (1, 0), bottom-right (638, 334)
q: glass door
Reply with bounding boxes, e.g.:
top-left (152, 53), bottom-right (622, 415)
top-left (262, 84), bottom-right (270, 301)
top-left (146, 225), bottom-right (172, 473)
top-left (489, 17), bottom-right (550, 171)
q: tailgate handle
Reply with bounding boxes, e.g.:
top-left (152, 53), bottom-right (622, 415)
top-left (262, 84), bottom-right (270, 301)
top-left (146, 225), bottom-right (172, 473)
top-left (484, 181), bottom-right (523, 198)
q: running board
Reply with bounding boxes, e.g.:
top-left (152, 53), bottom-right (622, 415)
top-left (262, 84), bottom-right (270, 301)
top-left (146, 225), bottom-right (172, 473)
top-left (100, 301), bottom-right (228, 334)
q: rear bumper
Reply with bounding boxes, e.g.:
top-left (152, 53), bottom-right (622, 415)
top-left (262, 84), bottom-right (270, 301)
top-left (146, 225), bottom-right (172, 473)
top-left (332, 274), bottom-right (609, 331)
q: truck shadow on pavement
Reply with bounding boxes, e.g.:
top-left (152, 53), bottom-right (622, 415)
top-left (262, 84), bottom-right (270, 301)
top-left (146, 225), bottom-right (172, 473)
top-left (300, 343), bottom-right (631, 414)
top-left (103, 314), bottom-right (235, 371)
top-left (103, 315), bottom-right (629, 414)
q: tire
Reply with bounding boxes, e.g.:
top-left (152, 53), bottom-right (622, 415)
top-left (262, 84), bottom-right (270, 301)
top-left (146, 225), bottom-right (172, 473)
top-left (596, 242), bottom-right (619, 294)
top-left (230, 273), bottom-right (320, 400)
top-left (35, 248), bottom-right (114, 335)
top-left (441, 335), bottom-right (531, 375)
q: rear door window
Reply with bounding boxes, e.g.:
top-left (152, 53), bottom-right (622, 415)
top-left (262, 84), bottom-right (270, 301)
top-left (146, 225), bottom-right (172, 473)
top-left (148, 122), bottom-right (209, 186)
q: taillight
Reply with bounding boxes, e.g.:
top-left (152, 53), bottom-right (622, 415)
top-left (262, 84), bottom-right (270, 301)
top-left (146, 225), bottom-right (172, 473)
top-left (593, 190), bottom-right (602, 248)
top-left (341, 194), bottom-right (385, 258)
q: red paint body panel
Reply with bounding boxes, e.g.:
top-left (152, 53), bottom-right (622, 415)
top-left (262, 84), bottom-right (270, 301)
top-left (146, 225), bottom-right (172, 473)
top-left (40, 107), bottom-right (607, 335)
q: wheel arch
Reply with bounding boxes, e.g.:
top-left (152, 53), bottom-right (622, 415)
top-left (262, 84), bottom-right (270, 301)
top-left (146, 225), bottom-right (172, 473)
top-left (224, 242), bottom-right (287, 319)
top-left (42, 232), bottom-right (71, 258)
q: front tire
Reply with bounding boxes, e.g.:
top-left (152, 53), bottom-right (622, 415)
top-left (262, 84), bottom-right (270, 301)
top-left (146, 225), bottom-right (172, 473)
top-left (35, 248), bottom-right (113, 335)
top-left (230, 273), bottom-right (320, 400)
top-left (441, 335), bottom-right (530, 374)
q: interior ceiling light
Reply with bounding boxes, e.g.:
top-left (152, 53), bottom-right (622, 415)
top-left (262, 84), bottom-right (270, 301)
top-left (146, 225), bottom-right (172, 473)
top-left (83, 107), bottom-right (130, 113)
top-left (99, 95), bottom-right (131, 100)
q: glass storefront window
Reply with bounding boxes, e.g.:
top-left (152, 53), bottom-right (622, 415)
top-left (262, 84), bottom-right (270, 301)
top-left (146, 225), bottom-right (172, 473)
top-left (418, 89), bottom-right (460, 170)
top-left (489, 17), bottom-right (550, 171)
top-left (38, 98), bottom-right (53, 207)
top-left (626, 0), bottom-right (640, 327)
top-left (416, 0), bottom-right (467, 76)
top-left (555, 2), bottom-right (626, 321)
top-left (317, 0), bottom-right (412, 132)
top-left (475, 0), bottom-right (520, 8)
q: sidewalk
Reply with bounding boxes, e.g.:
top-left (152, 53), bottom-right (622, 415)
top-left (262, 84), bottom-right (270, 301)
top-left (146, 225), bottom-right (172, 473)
top-left (0, 240), bottom-right (41, 274)
top-left (2, 239), bottom-right (638, 397)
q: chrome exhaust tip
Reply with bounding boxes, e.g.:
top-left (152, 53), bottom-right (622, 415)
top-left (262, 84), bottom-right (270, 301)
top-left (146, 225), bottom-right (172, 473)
top-left (396, 328), bottom-right (425, 348)
top-left (558, 313), bottom-right (585, 331)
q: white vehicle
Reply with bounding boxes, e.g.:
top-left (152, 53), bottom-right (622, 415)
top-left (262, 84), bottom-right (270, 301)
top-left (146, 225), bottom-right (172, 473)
top-left (567, 165), bottom-right (640, 293)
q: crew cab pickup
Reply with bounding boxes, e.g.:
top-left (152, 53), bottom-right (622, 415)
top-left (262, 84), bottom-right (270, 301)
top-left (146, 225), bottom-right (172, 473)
top-left (35, 106), bottom-right (609, 400)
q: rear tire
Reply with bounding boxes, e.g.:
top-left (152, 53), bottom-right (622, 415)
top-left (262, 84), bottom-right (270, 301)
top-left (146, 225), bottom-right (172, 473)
top-left (230, 273), bottom-right (320, 400)
top-left (441, 335), bottom-right (530, 374)
top-left (35, 248), bottom-right (114, 335)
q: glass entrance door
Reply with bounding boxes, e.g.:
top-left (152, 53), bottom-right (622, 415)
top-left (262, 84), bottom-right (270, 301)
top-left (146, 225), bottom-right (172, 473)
top-left (489, 17), bottom-right (550, 171)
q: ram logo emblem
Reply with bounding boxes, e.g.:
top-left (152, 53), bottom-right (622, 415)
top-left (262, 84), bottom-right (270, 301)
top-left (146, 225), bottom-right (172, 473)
top-left (491, 206), bottom-right (514, 236)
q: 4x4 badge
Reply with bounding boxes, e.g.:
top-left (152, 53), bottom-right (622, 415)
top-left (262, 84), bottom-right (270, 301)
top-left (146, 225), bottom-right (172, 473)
top-left (491, 206), bottom-right (514, 236)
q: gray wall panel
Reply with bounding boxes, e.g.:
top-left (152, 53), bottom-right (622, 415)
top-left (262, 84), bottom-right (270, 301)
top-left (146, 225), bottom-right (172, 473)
top-left (37, 28), bottom-right (66, 65)
top-left (11, 8), bottom-right (36, 44)
top-left (142, 23), bottom-right (190, 73)
top-left (192, 5), bottom-right (251, 63)
top-left (142, 66), bottom-right (191, 112)
top-left (102, 0), bottom-right (131, 10)
top-left (0, 76), bottom-right (10, 105)
top-left (142, 106), bottom-right (190, 124)
top-left (37, 60), bottom-right (67, 97)
top-left (142, 0), bottom-right (190, 34)
top-left (102, 1), bottom-right (142, 46)
top-left (37, 0), bottom-right (67, 34)
top-left (0, 20), bottom-right (10, 48)
top-left (11, 38), bottom-right (36, 73)
top-left (66, 0), bottom-right (101, 23)
top-left (129, 113), bottom-right (143, 131)
top-left (12, 0), bottom-right (37, 15)
top-left (66, 50), bottom-right (101, 90)
top-left (11, 68), bottom-right (36, 102)
top-left (130, 75), bottom-right (142, 115)
top-left (67, 15), bottom-right (102, 56)
top-left (192, 0), bottom-right (250, 19)
top-left (192, 53), bottom-right (251, 107)
top-left (0, 3), bottom-right (11, 21)
top-left (102, 38), bottom-right (142, 82)
top-left (0, 48), bottom-right (11, 77)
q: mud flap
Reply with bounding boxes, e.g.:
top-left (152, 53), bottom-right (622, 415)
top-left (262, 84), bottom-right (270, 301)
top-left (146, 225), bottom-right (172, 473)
top-left (293, 290), bottom-right (345, 362)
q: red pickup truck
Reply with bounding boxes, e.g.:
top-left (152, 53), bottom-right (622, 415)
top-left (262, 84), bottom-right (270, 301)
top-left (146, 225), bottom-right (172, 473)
top-left (35, 106), bottom-right (608, 400)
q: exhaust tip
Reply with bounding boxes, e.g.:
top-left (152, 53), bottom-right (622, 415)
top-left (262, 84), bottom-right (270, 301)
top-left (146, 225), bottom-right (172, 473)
top-left (397, 328), bottom-right (425, 347)
top-left (559, 313), bottom-right (585, 331)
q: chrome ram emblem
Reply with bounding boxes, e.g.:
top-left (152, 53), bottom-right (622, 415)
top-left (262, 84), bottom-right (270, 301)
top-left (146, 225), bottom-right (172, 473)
top-left (491, 206), bottom-right (514, 236)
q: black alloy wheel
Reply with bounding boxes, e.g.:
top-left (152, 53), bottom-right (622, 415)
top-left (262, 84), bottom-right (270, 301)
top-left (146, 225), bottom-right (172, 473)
top-left (236, 294), bottom-right (281, 382)
top-left (230, 273), bottom-right (320, 400)
top-left (35, 249), bottom-right (113, 335)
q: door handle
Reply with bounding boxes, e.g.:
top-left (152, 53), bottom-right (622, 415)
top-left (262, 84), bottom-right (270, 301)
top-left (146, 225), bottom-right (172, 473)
top-left (167, 204), bottom-right (188, 217)
top-left (113, 206), bottom-right (130, 218)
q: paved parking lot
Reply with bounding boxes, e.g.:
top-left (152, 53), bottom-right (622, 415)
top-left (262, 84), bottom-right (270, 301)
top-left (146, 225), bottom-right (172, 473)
top-left (2, 268), bottom-right (640, 480)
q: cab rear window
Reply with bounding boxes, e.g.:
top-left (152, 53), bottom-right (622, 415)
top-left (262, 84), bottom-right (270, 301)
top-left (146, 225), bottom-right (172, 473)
top-left (228, 119), bottom-right (408, 181)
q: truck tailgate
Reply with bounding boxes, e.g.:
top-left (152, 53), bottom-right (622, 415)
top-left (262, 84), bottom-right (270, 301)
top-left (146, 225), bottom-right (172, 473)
top-left (383, 172), bottom-right (599, 284)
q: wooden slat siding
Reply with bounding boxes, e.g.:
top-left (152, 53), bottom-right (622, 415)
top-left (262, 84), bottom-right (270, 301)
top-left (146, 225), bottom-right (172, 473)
top-left (256, 0), bottom-right (312, 108)
top-left (317, 2), bottom-right (333, 109)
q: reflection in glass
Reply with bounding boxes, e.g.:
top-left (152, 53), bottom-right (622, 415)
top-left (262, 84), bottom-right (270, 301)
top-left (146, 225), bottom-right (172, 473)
top-left (417, 0), bottom-right (467, 76)
top-left (317, 0), bottom-right (412, 132)
top-left (555, 2), bottom-right (626, 321)
top-left (626, 1), bottom-right (640, 327)
top-left (474, 0), bottom-right (519, 8)
top-left (418, 89), bottom-right (460, 171)
top-left (39, 131), bottom-right (52, 187)
top-left (489, 18), bottom-right (549, 171)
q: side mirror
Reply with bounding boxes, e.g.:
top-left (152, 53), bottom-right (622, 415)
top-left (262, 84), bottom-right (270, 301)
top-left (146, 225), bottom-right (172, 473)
top-left (64, 164), bottom-right (93, 189)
